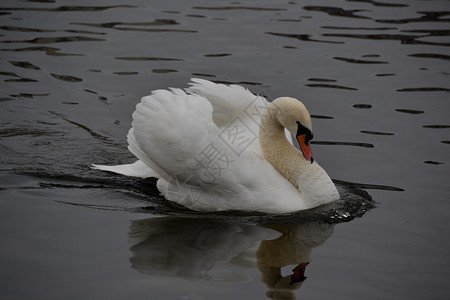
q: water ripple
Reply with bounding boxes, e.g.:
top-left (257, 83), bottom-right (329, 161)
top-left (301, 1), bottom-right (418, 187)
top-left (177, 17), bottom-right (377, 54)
top-left (311, 115), bottom-right (334, 119)
top-left (312, 141), bottom-right (374, 148)
top-left (346, 0), bottom-right (408, 8)
top-left (72, 20), bottom-right (197, 33)
top-left (50, 73), bottom-right (82, 82)
top-left (361, 130), bottom-right (394, 136)
top-left (322, 25), bottom-right (397, 30)
top-left (0, 25), bottom-right (54, 33)
top-left (333, 179), bottom-right (404, 191)
top-left (323, 33), bottom-right (450, 46)
top-left (266, 32), bottom-right (343, 44)
top-left (353, 104), bottom-right (372, 109)
top-left (408, 53), bottom-right (450, 61)
top-left (334, 56), bottom-right (388, 64)
top-left (423, 125), bottom-right (450, 129)
top-left (1, 71), bottom-right (37, 82)
top-left (1, 36), bottom-right (105, 44)
top-left (395, 109), bottom-right (424, 114)
top-left (49, 111), bottom-right (111, 142)
top-left (306, 83), bottom-right (358, 90)
top-left (424, 161), bottom-right (444, 165)
top-left (204, 53), bottom-right (232, 57)
top-left (193, 6), bottom-right (286, 11)
top-left (303, 6), bottom-right (371, 19)
top-left (1, 46), bottom-right (83, 56)
top-left (0, 5), bottom-right (136, 12)
top-left (397, 87), bottom-right (450, 92)
top-left (376, 11), bottom-right (450, 24)
top-left (115, 57), bottom-right (183, 61)
top-left (8, 93), bottom-right (49, 99)
top-left (152, 69), bottom-right (178, 74)
top-left (308, 78), bottom-right (337, 82)
top-left (9, 61), bottom-right (40, 70)
top-left (84, 89), bottom-right (108, 104)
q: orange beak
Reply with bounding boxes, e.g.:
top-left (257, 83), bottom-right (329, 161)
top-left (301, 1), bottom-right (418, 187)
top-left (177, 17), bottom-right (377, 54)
top-left (297, 134), bottom-right (314, 163)
top-left (291, 262), bottom-right (309, 283)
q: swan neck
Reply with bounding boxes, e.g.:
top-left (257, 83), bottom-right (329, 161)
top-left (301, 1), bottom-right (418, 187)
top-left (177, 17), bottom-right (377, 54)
top-left (259, 107), bottom-right (305, 188)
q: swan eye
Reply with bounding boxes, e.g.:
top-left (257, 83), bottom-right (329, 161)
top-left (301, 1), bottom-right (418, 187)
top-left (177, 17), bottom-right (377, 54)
top-left (296, 121), bottom-right (313, 142)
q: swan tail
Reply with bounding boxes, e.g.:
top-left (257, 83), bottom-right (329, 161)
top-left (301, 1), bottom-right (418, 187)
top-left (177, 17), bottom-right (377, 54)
top-left (91, 160), bottom-right (158, 178)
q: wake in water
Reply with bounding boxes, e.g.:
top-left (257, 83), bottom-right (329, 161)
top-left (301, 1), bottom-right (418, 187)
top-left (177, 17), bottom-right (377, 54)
top-left (29, 171), bottom-right (376, 224)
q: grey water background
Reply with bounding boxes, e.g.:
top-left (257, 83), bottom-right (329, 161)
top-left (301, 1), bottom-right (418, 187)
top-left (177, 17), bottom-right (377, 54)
top-left (0, 0), bottom-right (449, 299)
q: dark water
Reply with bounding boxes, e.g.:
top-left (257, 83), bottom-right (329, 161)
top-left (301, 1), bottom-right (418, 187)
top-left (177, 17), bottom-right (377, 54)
top-left (1, 0), bottom-right (449, 299)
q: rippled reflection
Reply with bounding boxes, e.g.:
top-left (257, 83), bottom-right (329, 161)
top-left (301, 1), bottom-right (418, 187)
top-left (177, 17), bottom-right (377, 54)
top-left (128, 217), bottom-right (333, 298)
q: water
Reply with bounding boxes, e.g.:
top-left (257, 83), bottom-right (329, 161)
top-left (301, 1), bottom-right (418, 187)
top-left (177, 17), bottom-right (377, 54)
top-left (0, 0), bottom-right (449, 299)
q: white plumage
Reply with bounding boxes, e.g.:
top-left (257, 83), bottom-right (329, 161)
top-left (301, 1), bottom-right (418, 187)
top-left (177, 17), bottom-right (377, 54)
top-left (93, 79), bottom-right (339, 213)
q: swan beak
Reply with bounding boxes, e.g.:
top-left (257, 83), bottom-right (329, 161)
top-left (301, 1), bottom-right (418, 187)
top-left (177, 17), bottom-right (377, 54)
top-left (291, 262), bottom-right (309, 284)
top-left (297, 134), bottom-right (314, 163)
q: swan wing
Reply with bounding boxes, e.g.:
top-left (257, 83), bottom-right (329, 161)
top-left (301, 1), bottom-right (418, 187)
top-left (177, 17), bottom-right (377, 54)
top-left (188, 79), bottom-right (267, 134)
top-left (129, 88), bottom-right (218, 183)
top-left (188, 78), bottom-right (293, 145)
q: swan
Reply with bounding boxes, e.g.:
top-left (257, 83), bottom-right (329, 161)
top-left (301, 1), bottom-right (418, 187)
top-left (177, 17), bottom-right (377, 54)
top-left (93, 79), bottom-right (339, 213)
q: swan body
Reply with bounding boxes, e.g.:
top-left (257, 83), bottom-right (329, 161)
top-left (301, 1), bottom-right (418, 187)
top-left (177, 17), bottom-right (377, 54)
top-left (93, 79), bottom-right (339, 213)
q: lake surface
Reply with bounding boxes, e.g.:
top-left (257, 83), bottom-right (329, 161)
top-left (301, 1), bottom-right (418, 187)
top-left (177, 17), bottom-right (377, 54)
top-left (1, 0), bottom-right (449, 299)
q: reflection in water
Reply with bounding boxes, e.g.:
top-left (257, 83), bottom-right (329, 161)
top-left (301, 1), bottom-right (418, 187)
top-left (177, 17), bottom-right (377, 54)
top-left (128, 217), bottom-right (333, 298)
top-left (257, 224), bottom-right (333, 299)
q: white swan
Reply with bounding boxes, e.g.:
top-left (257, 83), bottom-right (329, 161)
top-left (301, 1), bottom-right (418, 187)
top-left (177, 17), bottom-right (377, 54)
top-left (93, 79), bottom-right (339, 213)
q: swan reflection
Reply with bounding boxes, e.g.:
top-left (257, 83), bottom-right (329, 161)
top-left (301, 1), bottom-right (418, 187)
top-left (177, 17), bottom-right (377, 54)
top-left (128, 217), bottom-right (333, 298)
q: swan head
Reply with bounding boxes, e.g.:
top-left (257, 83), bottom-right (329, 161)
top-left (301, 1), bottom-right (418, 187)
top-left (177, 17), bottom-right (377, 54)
top-left (271, 97), bottom-right (314, 163)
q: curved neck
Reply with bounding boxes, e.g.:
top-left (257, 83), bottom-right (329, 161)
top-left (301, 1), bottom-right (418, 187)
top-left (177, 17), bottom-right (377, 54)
top-left (259, 106), bottom-right (308, 189)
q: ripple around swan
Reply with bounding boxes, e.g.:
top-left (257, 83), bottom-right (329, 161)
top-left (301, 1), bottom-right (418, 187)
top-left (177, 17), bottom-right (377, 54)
top-left (138, 184), bottom-right (375, 225)
top-left (11, 173), bottom-right (375, 225)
